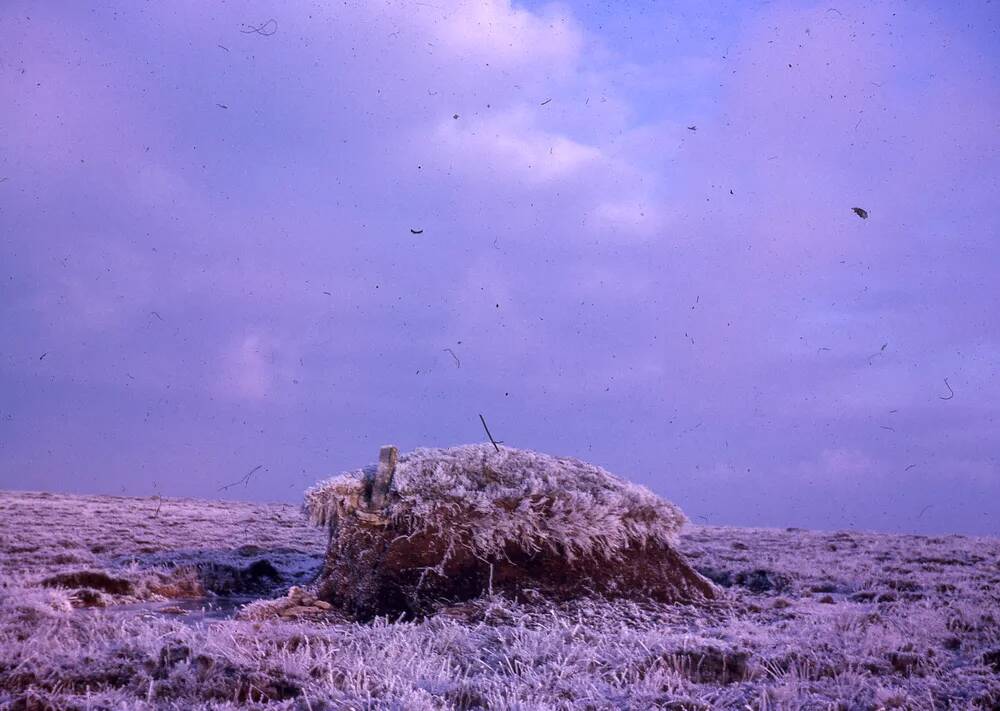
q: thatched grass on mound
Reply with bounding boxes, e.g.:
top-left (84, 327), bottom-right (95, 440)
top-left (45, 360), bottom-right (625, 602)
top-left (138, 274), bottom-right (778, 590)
top-left (305, 444), bottom-right (716, 618)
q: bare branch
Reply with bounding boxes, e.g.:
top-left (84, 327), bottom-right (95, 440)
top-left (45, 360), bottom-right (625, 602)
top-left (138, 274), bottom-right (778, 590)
top-left (218, 464), bottom-right (263, 492)
top-left (479, 414), bottom-right (500, 452)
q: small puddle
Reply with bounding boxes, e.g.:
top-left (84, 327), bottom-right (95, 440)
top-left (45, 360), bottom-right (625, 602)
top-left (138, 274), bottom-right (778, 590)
top-left (82, 596), bottom-right (255, 626)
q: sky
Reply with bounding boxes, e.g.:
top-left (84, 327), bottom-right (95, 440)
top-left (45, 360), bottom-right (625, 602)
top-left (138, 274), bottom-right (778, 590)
top-left (1, 0), bottom-right (998, 535)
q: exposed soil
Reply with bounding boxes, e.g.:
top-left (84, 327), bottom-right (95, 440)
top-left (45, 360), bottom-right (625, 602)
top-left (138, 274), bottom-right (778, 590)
top-left (319, 524), bottom-right (716, 619)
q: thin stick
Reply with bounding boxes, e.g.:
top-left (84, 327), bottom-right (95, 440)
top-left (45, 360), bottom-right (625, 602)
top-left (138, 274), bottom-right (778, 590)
top-left (218, 464), bottom-right (263, 491)
top-left (938, 378), bottom-right (954, 400)
top-left (479, 414), bottom-right (500, 452)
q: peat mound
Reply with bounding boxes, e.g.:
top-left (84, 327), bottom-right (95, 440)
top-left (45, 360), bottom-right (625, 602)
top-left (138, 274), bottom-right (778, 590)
top-left (305, 444), bottom-right (716, 619)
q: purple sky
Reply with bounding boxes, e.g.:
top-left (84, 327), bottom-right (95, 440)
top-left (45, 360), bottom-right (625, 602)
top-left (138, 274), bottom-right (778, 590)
top-left (2, 1), bottom-right (998, 534)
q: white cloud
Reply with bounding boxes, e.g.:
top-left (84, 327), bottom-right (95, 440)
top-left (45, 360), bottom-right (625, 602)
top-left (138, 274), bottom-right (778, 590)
top-left (795, 447), bottom-right (877, 484)
top-left (218, 333), bottom-right (279, 401)
top-left (434, 107), bottom-right (602, 184)
top-left (433, 0), bottom-right (583, 72)
top-left (588, 198), bottom-right (668, 239)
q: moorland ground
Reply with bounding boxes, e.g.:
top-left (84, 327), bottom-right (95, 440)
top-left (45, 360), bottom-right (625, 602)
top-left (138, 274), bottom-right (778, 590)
top-left (1, 490), bottom-right (998, 709)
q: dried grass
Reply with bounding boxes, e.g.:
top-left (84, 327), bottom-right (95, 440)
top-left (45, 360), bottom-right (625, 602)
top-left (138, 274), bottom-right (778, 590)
top-left (2, 491), bottom-right (999, 709)
top-left (305, 444), bottom-right (687, 563)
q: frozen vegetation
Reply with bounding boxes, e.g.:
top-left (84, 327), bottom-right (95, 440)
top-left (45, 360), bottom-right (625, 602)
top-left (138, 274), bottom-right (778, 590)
top-left (305, 444), bottom-right (688, 561)
top-left (304, 445), bottom-right (712, 619)
top-left (1, 489), bottom-right (999, 709)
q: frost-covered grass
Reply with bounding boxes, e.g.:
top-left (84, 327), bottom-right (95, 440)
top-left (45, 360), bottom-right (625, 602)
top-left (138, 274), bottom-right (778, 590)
top-left (2, 490), bottom-right (999, 709)
top-left (305, 444), bottom-right (687, 562)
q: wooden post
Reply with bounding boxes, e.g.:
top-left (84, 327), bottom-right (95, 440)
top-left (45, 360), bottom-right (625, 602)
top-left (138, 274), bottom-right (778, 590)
top-left (369, 445), bottom-right (397, 510)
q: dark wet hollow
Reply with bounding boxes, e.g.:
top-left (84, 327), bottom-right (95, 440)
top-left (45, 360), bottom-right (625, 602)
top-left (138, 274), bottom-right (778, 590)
top-left (92, 596), bottom-right (255, 625)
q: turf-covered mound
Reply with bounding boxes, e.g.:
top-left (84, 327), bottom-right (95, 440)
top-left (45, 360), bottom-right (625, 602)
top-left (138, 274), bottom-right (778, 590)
top-left (305, 444), bottom-right (716, 619)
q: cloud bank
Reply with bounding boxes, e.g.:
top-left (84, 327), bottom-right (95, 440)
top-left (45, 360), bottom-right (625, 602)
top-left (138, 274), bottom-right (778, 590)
top-left (1, 0), bottom-right (998, 534)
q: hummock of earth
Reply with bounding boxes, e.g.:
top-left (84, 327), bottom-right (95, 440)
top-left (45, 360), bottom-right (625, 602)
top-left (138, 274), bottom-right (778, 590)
top-left (304, 444), bottom-right (716, 618)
